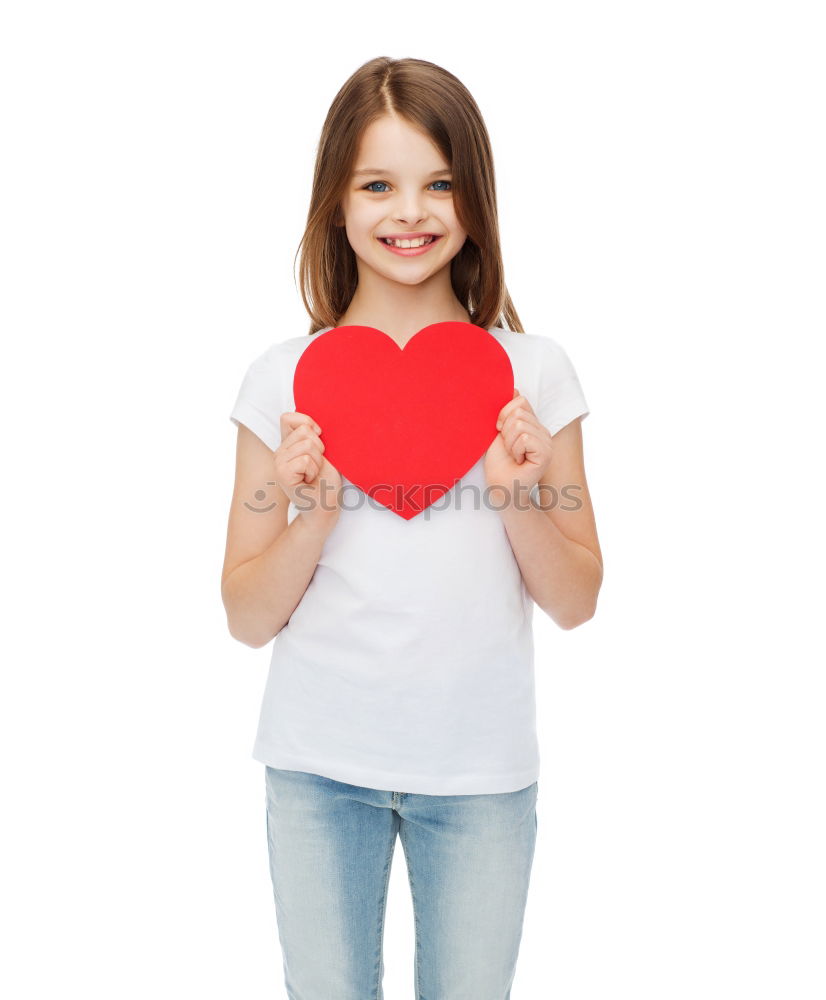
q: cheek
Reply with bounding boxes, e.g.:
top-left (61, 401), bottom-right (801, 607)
top-left (353, 205), bottom-right (385, 230)
top-left (345, 211), bottom-right (374, 240)
top-left (448, 224), bottom-right (468, 250)
top-left (446, 212), bottom-right (466, 242)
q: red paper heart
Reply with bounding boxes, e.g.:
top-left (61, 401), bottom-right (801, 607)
top-left (292, 321), bottom-right (514, 520)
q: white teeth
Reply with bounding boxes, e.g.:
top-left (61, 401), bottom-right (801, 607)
top-left (382, 236), bottom-right (435, 248)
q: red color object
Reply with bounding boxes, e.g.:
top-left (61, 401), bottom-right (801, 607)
top-left (293, 321), bottom-right (515, 520)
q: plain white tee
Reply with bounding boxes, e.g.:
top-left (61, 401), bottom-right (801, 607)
top-left (229, 326), bottom-right (589, 794)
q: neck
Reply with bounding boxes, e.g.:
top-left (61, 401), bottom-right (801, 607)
top-left (336, 283), bottom-right (471, 348)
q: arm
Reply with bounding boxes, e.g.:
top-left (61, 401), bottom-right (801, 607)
top-left (221, 423), bottom-right (338, 648)
top-left (498, 416), bottom-right (603, 629)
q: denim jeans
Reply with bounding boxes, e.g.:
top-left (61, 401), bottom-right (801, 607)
top-left (263, 765), bottom-right (538, 1000)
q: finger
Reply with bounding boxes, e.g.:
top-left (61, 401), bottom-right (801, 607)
top-left (278, 450), bottom-right (317, 485)
top-left (500, 414), bottom-right (540, 451)
top-left (278, 441), bottom-right (324, 486)
top-left (495, 389), bottom-right (516, 429)
top-left (509, 427), bottom-right (543, 466)
top-left (280, 411), bottom-right (322, 437)
top-left (283, 425), bottom-right (325, 452)
top-left (284, 437), bottom-right (325, 465)
top-left (293, 453), bottom-right (320, 484)
top-left (496, 388), bottom-right (533, 430)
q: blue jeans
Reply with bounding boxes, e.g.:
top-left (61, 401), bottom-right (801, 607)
top-left (264, 765), bottom-right (538, 999)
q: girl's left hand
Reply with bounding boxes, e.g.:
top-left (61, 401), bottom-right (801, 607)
top-left (483, 388), bottom-right (553, 503)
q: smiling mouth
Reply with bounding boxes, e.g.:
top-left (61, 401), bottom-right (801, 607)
top-left (377, 235), bottom-right (444, 255)
top-left (379, 235), bottom-right (439, 246)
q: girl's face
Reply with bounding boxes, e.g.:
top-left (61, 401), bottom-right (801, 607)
top-left (338, 115), bottom-right (468, 288)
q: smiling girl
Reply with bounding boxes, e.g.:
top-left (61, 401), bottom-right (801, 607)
top-left (222, 56), bottom-right (602, 1000)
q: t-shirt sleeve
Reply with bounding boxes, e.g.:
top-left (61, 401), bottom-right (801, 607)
top-left (228, 346), bottom-right (284, 451)
top-left (535, 336), bottom-right (590, 436)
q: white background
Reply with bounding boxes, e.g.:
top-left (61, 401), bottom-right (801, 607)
top-left (2, 1), bottom-right (823, 997)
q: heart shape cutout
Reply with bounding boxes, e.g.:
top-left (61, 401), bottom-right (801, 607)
top-left (293, 321), bottom-right (514, 520)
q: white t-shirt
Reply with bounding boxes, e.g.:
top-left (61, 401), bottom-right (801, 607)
top-left (229, 325), bottom-right (589, 794)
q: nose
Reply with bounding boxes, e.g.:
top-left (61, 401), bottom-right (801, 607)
top-left (392, 189), bottom-right (427, 227)
top-left (393, 210), bottom-right (427, 226)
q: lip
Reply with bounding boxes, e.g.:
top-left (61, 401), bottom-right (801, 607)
top-left (377, 234), bottom-right (443, 257)
top-left (379, 232), bottom-right (442, 240)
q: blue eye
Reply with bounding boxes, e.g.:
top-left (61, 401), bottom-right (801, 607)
top-left (362, 179), bottom-right (452, 193)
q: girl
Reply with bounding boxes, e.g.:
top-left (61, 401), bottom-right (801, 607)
top-left (222, 56), bottom-right (602, 1000)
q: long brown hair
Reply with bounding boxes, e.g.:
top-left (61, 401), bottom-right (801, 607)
top-left (295, 57), bottom-right (525, 336)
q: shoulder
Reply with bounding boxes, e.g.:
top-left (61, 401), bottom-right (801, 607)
top-left (487, 326), bottom-right (579, 373)
top-left (487, 327), bottom-right (589, 436)
top-left (238, 333), bottom-right (321, 379)
top-left (231, 334), bottom-right (319, 415)
top-left (488, 325), bottom-right (569, 352)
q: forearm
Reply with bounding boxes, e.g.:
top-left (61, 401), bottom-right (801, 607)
top-left (222, 510), bottom-right (338, 648)
top-left (498, 498), bottom-right (602, 629)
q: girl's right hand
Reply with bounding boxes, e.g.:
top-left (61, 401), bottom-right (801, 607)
top-left (274, 412), bottom-right (342, 524)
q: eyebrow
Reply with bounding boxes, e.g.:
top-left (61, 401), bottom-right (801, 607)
top-left (352, 167), bottom-right (452, 177)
